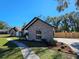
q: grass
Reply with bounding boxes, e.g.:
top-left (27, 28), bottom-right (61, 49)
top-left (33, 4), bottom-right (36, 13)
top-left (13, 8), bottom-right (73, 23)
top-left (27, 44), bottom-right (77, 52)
top-left (0, 38), bottom-right (8, 46)
top-left (0, 34), bottom-right (10, 37)
top-left (24, 41), bottom-right (47, 47)
top-left (0, 34), bottom-right (77, 59)
top-left (20, 38), bottom-right (77, 59)
top-left (0, 34), bottom-right (23, 59)
top-left (32, 47), bottom-right (77, 59)
top-left (0, 47), bottom-right (23, 59)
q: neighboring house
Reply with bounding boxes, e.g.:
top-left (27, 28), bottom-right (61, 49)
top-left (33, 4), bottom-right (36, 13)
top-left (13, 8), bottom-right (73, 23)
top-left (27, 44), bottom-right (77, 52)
top-left (22, 17), bottom-right (55, 42)
top-left (0, 29), bottom-right (8, 34)
top-left (9, 27), bottom-right (21, 37)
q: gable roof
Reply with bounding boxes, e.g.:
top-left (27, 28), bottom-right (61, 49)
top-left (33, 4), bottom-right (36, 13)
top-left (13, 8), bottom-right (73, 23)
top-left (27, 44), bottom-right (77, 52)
top-left (9, 27), bottom-right (21, 32)
top-left (22, 17), bottom-right (55, 30)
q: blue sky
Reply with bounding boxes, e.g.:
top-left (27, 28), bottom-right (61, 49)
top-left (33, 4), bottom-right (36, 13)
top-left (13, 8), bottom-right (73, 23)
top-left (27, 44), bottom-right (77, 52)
top-left (0, 0), bottom-right (76, 27)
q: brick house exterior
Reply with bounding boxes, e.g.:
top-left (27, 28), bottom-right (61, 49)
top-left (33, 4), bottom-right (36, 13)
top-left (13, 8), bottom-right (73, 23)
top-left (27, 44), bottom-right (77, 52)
top-left (22, 17), bottom-right (55, 42)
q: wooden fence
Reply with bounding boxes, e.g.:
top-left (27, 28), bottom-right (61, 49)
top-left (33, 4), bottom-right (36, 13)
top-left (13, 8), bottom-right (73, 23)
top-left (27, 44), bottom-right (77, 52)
top-left (54, 32), bottom-right (79, 38)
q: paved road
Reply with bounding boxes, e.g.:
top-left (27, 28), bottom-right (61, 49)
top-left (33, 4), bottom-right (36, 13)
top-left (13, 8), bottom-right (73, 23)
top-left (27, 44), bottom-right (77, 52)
top-left (54, 38), bottom-right (79, 55)
top-left (7, 38), bottom-right (40, 59)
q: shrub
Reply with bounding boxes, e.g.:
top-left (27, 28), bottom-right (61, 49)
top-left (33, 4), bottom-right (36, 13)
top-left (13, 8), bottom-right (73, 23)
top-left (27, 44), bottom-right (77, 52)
top-left (58, 49), bottom-right (61, 51)
top-left (61, 46), bottom-right (65, 49)
top-left (49, 39), bottom-right (57, 46)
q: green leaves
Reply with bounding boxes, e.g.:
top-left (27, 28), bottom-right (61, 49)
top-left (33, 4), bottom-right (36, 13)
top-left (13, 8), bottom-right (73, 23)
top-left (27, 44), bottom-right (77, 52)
top-left (56, 0), bottom-right (68, 12)
top-left (56, 0), bottom-right (79, 12)
top-left (0, 21), bottom-right (9, 29)
top-left (57, 0), bottom-right (68, 12)
top-left (46, 12), bottom-right (79, 32)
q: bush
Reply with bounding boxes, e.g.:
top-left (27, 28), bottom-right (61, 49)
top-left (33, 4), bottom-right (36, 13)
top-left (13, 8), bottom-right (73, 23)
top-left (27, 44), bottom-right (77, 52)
top-left (42, 39), bottom-right (57, 46)
top-left (58, 49), bottom-right (61, 51)
top-left (49, 39), bottom-right (57, 46)
top-left (61, 46), bottom-right (65, 49)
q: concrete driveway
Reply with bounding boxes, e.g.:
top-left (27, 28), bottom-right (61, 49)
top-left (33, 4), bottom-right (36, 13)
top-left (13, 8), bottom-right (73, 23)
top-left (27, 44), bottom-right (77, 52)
top-left (54, 38), bottom-right (79, 55)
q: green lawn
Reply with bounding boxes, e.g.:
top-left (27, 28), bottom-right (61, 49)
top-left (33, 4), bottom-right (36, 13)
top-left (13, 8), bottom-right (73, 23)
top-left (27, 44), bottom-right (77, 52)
top-left (0, 38), bottom-right (8, 46)
top-left (20, 39), bottom-right (77, 59)
top-left (0, 47), bottom-right (23, 59)
top-left (0, 34), bottom-right (77, 59)
top-left (0, 34), bottom-right (23, 59)
top-left (32, 47), bottom-right (77, 59)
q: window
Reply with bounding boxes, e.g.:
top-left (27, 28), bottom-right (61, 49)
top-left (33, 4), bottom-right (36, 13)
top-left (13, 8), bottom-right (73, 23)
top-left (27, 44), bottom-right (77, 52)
top-left (36, 31), bottom-right (41, 34)
top-left (36, 36), bottom-right (41, 39)
top-left (36, 30), bottom-right (42, 39)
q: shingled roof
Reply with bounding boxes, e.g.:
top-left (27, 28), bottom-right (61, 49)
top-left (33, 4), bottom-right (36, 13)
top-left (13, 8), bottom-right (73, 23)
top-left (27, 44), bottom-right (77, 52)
top-left (22, 17), bottom-right (55, 30)
top-left (9, 27), bottom-right (21, 32)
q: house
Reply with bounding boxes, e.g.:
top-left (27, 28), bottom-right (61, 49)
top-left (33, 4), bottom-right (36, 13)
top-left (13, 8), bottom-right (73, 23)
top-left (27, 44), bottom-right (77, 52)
top-left (9, 27), bottom-right (21, 37)
top-left (22, 17), bottom-right (55, 42)
top-left (0, 29), bottom-right (8, 34)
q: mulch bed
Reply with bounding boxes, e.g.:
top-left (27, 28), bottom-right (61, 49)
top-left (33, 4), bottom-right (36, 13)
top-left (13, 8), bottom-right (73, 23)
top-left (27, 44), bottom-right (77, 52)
top-left (48, 42), bottom-right (76, 55)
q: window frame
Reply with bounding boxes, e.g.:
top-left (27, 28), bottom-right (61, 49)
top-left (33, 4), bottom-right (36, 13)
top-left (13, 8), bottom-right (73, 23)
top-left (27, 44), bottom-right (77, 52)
top-left (36, 30), bottom-right (42, 39)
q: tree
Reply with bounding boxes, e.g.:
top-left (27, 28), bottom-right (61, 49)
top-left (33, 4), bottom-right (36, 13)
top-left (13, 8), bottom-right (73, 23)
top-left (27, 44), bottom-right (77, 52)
top-left (0, 21), bottom-right (9, 29)
top-left (46, 16), bottom-right (60, 26)
top-left (56, 0), bottom-right (79, 12)
top-left (46, 11), bottom-right (79, 32)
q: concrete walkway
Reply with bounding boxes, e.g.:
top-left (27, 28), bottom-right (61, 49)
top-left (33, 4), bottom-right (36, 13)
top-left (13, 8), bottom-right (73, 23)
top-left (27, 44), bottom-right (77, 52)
top-left (54, 38), bottom-right (79, 55)
top-left (7, 38), bottom-right (40, 59)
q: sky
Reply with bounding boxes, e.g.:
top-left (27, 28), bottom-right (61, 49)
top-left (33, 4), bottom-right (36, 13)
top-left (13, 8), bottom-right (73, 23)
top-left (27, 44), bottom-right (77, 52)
top-left (0, 0), bottom-right (76, 27)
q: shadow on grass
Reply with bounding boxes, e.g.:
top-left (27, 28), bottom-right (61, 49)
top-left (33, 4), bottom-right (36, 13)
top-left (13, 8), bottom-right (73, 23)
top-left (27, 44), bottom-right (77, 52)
top-left (0, 47), bottom-right (23, 59)
top-left (0, 40), bottom-right (23, 59)
top-left (52, 52), bottom-right (62, 59)
top-left (2, 38), bottom-right (78, 59)
top-left (33, 48), bottom-right (48, 55)
top-left (3, 41), bottom-right (18, 48)
top-left (19, 40), bottom-right (48, 47)
top-left (3, 38), bottom-right (48, 59)
top-left (4, 39), bottom-right (48, 47)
